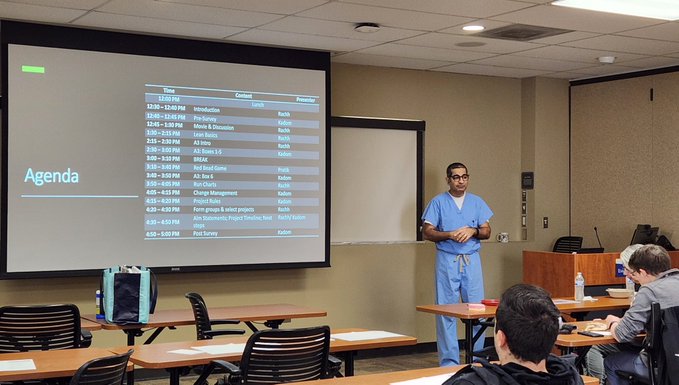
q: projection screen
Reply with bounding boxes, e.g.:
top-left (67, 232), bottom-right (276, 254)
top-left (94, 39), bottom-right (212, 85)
top-left (1, 21), bottom-right (330, 278)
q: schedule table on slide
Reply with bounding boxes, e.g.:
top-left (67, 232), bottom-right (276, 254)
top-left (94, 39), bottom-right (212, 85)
top-left (143, 84), bottom-right (323, 240)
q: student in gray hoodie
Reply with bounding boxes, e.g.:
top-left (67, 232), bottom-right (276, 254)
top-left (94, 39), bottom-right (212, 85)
top-left (445, 284), bottom-right (583, 385)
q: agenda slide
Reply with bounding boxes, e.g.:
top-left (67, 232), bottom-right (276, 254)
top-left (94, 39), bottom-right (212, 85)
top-left (1, 21), bottom-right (330, 278)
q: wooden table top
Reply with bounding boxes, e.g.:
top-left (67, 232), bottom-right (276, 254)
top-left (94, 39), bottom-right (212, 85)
top-left (0, 348), bottom-right (126, 381)
top-left (555, 320), bottom-right (643, 348)
top-left (80, 317), bottom-right (103, 331)
top-left (110, 328), bottom-right (416, 369)
top-left (283, 365), bottom-right (599, 385)
top-left (82, 303), bottom-right (327, 330)
top-left (416, 296), bottom-right (632, 320)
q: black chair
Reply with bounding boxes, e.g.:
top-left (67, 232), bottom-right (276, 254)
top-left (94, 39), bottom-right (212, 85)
top-left (69, 350), bottom-right (133, 385)
top-left (616, 302), bottom-right (662, 385)
top-left (552, 236), bottom-right (583, 253)
top-left (193, 326), bottom-right (342, 385)
top-left (0, 304), bottom-right (92, 352)
top-left (185, 293), bottom-right (245, 340)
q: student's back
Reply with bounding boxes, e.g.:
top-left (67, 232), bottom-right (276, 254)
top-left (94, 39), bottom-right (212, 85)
top-left (445, 356), bottom-right (584, 385)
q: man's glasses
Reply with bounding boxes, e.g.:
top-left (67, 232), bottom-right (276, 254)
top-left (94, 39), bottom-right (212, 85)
top-left (624, 267), bottom-right (638, 275)
top-left (448, 174), bottom-right (469, 181)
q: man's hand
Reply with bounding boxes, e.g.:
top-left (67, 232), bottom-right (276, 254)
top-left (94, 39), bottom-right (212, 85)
top-left (450, 227), bottom-right (476, 243)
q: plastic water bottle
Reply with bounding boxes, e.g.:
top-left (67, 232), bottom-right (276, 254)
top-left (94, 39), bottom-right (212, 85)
top-left (626, 276), bottom-right (635, 293)
top-left (575, 272), bottom-right (585, 301)
top-left (95, 289), bottom-right (104, 319)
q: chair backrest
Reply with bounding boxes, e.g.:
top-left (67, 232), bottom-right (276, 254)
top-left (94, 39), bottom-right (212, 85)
top-left (69, 349), bottom-right (133, 385)
top-left (552, 236), bottom-right (583, 253)
top-left (0, 304), bottom-right (83, 352)
top-left (645, 302), bottom-right (662, 385)
top-left (240, 326), bottom-right (331, 384)
top-left (657, 303), bottom-right (679, 385)
top-left (185, 292), bottom-right (213, 340)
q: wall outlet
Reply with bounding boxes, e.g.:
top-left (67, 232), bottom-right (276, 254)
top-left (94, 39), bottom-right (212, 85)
top-left (543, 217), bottom-right (549, 228)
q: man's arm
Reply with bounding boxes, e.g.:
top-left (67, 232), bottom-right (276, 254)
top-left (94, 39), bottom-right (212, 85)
top-left (422, 222), bottom-right (454, 242)
top-left (423, 222), bottom-right (491, 243)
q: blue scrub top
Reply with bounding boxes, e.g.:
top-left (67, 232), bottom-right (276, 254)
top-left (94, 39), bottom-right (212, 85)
top-left (422, 191), bottom-right (493, 255)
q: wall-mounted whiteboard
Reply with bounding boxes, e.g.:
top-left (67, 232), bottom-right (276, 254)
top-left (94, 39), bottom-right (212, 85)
top-left (330, 116), bottom-right (424, 243)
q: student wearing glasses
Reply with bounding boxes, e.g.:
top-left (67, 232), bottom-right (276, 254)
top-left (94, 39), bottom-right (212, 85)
top-left (585, 244), bottom-right (679, 385)
top-left (422, 162), bottom-right (493, 366)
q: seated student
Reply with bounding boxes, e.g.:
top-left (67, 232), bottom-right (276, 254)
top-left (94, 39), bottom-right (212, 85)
top-left (584, 244), bottom-right (643, 383)
top-left (598, 245), bottom-right (679, 385)
top-left (445, 283), bottom-right (583, 385)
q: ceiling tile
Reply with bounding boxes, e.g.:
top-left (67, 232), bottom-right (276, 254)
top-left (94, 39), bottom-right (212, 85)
top-left (515, 45), bottom-right (644, 64)
top-left (620, 56), bottom-right (679, 69)
top-left (492, 4), bottom-right (660, 34)
top-left (74, 11), bottom-right (247, 39)
top-left (1, 0), bottom-right (107, 8)
top-left (338, 0), bottom-right (533, 18)
top-left (0, 1), bottom-right (89, 22)
top-left (357, 43), bottom-right (497, 62)
top-left (98, 0), bottom-right (282, 27)
top-left (530, 30), bottom-right (599, 44)
top-left (564, 35), bottom-right (679, 56)
top-left (435, 62), bottom-right (550, 78)
top-left (259, 16), bottom-right (422, 41)
top-left (332, 51), bottom-right (451, 70)
top-left (297, 2), bottom-right (471, 31)
top-left (227, 29), bottom-right (377, 52)
top-left (153, 0), bottom-right (329, 14)
top-left (568, 64), bottom-right (640, 76)
top-left (398, 32), bottom-right (544, 54)
top-left (473, 54), bottom-right (591, 71)
top-left (616, 22), bottom-right (679, 43)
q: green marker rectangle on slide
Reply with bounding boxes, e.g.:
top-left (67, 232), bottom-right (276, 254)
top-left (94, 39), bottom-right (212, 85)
top-left (22, 65), bottom-right (45, 73)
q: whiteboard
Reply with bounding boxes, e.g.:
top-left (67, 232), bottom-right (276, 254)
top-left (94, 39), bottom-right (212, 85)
top-left (330, 117), bottom-right (424, 243)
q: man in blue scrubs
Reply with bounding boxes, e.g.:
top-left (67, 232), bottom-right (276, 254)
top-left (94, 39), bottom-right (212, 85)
top-left (422, 162), bottom-right (493, 366)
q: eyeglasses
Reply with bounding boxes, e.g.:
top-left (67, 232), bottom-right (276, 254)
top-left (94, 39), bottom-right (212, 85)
top-left (624, 267), bottom-right (638, 275)
top-left (448, 174), bottom-right (469, 181)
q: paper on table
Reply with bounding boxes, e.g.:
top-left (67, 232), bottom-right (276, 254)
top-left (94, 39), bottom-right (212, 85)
top-left (191, 343), bottom-right (246, 355)
top-left (552, 299), bottom-right (579, 305)
top-left (168, 349), bottom-right (204, 355)
top-left (0, 359), bottom-right (36, 371)
top-left (332, 330), bottom-right (404, 341)
top-left (390, 373), bottom-right (453, 385)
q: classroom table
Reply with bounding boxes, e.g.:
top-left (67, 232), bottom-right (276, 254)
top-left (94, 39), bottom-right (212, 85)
top-left (555, 320), bottom-right (644, 370)
top-left (82, 303), bottom-right (327, 345)
top-left (416, 296), bottom-right (632, 364)
top-left (0, 348), bottom-right (130, 382)
top-left (80, 317), bottom-right (103, 331)
top-left (110, 328), bottom-right (417, 385)
top-left (282, 365), bottom-right (600, 385)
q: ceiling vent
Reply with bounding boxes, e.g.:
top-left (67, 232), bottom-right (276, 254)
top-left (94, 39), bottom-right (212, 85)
top-left (476, 24), bottom-right (572, 41)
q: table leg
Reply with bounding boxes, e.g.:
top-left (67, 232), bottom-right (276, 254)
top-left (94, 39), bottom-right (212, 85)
top-left (169, 368), bottom-right (181, 385)
top-left (342, 351), bottom-right (356, 376)
top-left (463, 319), bottom-right (474, 364)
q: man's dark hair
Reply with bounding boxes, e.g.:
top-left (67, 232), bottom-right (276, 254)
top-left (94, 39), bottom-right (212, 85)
top-left (628, 244), bottom-right (671, 276)
top-left (495, 284), bottom-right (560, 364)
top-left (446, 162), bottom-right (467, 177)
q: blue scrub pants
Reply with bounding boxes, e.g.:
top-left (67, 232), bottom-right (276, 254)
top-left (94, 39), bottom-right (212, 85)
top-left (435, 250), bottom-right (485, 366)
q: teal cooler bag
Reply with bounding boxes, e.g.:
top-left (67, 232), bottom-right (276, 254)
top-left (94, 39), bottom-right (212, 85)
top-left (102, 266), bottom-right (157, 324)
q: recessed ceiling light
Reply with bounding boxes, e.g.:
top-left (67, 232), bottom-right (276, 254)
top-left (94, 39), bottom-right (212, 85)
top-left (354, 23), bottom-right (381, 33)
top-left (552, 0), bottom-right (679, 21)
top-left (463, 25), bottom-right (485, 32)
top-left (456, 42), bottom-right (486, 48)
top-left (598, 56), bottom-right (616, 64)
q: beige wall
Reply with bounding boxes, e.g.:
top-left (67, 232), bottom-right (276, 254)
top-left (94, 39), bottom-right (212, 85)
top-left (571, 72), bottom-right (679, 251)
top-left (0, 64), bottom-right (571, 348)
